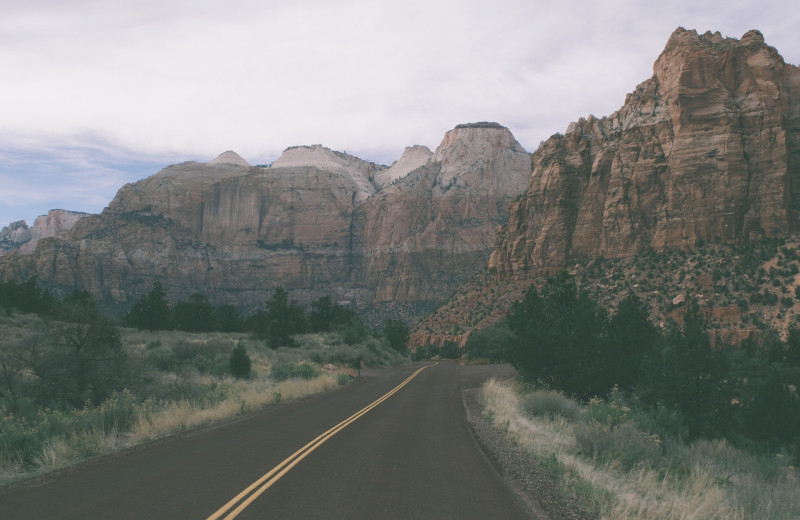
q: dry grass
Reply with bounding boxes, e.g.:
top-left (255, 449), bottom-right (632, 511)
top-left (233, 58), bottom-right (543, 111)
top-left (0, 321), bottom-right (372, 486)
top-left (481, 379), bottom-right (800, 520)
top-left (130, 373), bottom-right (338, 442)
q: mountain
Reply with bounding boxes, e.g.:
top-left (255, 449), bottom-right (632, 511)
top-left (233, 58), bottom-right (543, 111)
top-left (412, 28), bottom-right (800, 346)
top-left (0, 210), bottom-right (88, 256)
top-left (354, 123), bottom-right (529, 312)
top-left (0, 125), bottom-right (529, 322)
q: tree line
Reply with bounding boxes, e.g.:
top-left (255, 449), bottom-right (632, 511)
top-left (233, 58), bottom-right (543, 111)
top-left (125, 282), bottom-right (410, 351)
top-left (0, 279), bottom-right (412, 412)
top-left (0, 278), bottom-right (411, 352)
top-left (465, 270), bottom-right (800, 456)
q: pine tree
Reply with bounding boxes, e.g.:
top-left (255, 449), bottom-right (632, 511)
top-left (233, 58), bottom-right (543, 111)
top-left (127, 282), bottom-right (172, 331)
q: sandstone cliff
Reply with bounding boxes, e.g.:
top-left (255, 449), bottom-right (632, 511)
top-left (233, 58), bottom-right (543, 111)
top-left (0, 127), bottom-right (529, 321)
top-left (0, 210), bottom-right (88, 256)
top-left (491, 28), bottom-right (799, 279)
top-left (354, 123), bottom-right (529, 304)
top-left (413, 28), bottom-right (800, 346)
top-left (0, 221), bottom-right (32, 255)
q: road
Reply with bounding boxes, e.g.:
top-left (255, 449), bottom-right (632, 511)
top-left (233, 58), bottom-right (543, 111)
top-left (0, 361), bottom-right (531, 519)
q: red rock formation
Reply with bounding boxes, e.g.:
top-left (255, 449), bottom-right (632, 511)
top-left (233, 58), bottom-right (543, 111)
top-left (413, 28), bottom-right (800, 346)
top-left (490, 28), bottom-right (800, 280)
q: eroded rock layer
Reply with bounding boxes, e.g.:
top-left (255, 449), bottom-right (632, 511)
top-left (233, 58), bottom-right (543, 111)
top-left (0, 126), bottom-right (530, 320)
top-left (490, 28), bottom-right (800, 280)
top-left (412, 28), bottom-right (800, 346)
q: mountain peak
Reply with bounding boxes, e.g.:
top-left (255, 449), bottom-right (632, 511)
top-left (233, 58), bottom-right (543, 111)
top-left (208, 151), bottom-right (250, 167)
top-left (373, 145), bottom-right (433, 188)
top-left (271, 145), bottom-right (383, 202)
top-left (433, 123), bottom-right (528, 188)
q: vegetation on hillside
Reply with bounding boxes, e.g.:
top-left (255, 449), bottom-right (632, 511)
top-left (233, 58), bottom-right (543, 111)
top-left (470, 269), bottom-right (799, 454)
top-left (482, 380), bottom-right (800, 519)
top-left (0, 282), bottom-right (411, 486)
top-left (420, 237), bottom-right (800, 344)
top-left (467, 268), bottom-right (800, 518)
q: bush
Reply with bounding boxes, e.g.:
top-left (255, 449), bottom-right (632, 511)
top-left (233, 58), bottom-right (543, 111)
top-left (342, 318), bottom-right (367, 345)
top-left (440, 341), bottom-right (461, 359)
top-left (270, 361), bottom-right (320, 382)
top-left (229, 342), bottom-right (252, 379)
top-left (464, 320), bottom-right (513, 362)
top-left (574, 421), bottom-right (663, 470)
top-left (522, 390), bottom-right (584, 422)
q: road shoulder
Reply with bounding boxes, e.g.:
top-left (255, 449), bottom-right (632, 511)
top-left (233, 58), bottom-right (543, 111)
top-left (463, 387), bottom-right (593, 520)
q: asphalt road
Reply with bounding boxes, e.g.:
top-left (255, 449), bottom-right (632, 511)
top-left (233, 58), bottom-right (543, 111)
top-left (0, 361), bottom-right (530, 519)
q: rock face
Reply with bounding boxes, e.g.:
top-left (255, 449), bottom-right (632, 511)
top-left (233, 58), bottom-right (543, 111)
top-left (0, 210), bottom-right (88, 256)
top-left (373, 145), bottom-right (433, 189)
top-left (0, 221), bottom-right (32, 254)
top-left (354, 124), bottom-right (530, 303)
top-left (0, 130), bottom-right (529, 320)
top-left (208, 150), bottom-right (251, 167)
top-left (490, 28), bottom-right (800, 280)
top-left (411, 28), bottom-right (800, 346)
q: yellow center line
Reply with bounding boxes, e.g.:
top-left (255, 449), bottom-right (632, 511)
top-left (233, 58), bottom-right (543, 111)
top-left (206, 363), bottom-right (437, 520)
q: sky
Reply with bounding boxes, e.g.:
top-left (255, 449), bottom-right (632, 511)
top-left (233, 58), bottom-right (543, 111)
top-left (1, 0), bottom-right (797, 227)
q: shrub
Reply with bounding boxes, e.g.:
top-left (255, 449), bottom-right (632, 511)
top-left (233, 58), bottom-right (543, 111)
top-left (440, 341), bottom-right (461, 359)
top-left (229, 342), bottom-right (252, 379)
top-left (270, 361), bottom-right (320, 382)
top-left (575, 421), bottom-right (663, 470)
top-left (522, 389), bottom-right (584, 422)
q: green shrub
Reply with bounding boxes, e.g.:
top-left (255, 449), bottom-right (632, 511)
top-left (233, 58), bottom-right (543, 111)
top-left (229, 342), bottom-right (252, 379)
top-left (270, 361), bottom-right (320, 382)
top-left (575, 421), bottom-right (663, 470)
top-left (522, 389), bottom-right (585, 422)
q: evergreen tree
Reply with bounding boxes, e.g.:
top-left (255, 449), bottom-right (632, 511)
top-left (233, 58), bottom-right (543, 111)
top-left (645, 301), bottom-right (731, 438)
top-left (507, 271), bottom-right (608, 399)
top-left (229, 342), bottom-right (252, 379)
top-left (173, 294), bottom-right (216, 332)
top-left (39, 298), bottom-right (127, 408)
top-left (126, 282), bottom-right (172, 331)
top-left (309, 296), bottom-right (334, 332)
top-left (383, 318), bottom-right (410, 353)
top-left (464, 319), bottom-right (514, 362)
top-left (263, 287), bottom-right (307, 347)
top-left (214, 304), bottom-right (243, 332)
top-left (743, 370), bottom-right (800, 446)
top-left (605, 291), bottom-right (658, 392)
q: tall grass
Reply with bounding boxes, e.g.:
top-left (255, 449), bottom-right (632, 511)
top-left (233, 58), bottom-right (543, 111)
top-left (481, 379), bottom-right (800, 520)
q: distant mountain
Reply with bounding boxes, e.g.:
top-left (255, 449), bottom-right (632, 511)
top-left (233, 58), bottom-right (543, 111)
top-left (0, 210), bottom-right (88, 256)
top-left (0, 125), bottom-right (529, 324)
top-left (413, 28), bottom-right (800, 346)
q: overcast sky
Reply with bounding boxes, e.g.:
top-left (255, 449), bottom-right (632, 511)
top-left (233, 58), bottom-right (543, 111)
top-left (1, 0), bottom-right (797, 227)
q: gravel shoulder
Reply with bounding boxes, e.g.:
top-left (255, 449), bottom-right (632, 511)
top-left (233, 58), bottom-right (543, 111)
top-left (463, 388), bottom-right (594, 520)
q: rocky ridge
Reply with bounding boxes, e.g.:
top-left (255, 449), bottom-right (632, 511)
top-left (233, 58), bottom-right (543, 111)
top-left (413, 28), bottom-right (800, 346)
top-left (0, 210), bottom-right (88, 257)
top-left (0, 124), bottom-right (529, 322)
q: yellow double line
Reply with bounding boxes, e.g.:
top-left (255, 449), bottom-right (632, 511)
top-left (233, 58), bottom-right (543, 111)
top-left (206, 363), bottom-right (436, 520)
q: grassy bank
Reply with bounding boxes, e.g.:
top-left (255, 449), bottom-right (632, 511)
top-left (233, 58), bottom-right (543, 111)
top-left (480, 379), bottom-right (800, 520)
top-left (0, 314), bottom-right (407, 487)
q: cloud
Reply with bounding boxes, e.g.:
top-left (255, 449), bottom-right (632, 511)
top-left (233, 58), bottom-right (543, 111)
top-left (0, 0), bottom-right (797, 224)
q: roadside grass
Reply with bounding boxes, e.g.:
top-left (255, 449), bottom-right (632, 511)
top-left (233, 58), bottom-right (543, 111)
top-left (0, 319), bottom-right (406, 487)
top-left (481, 379), bottom-right (800, 520)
